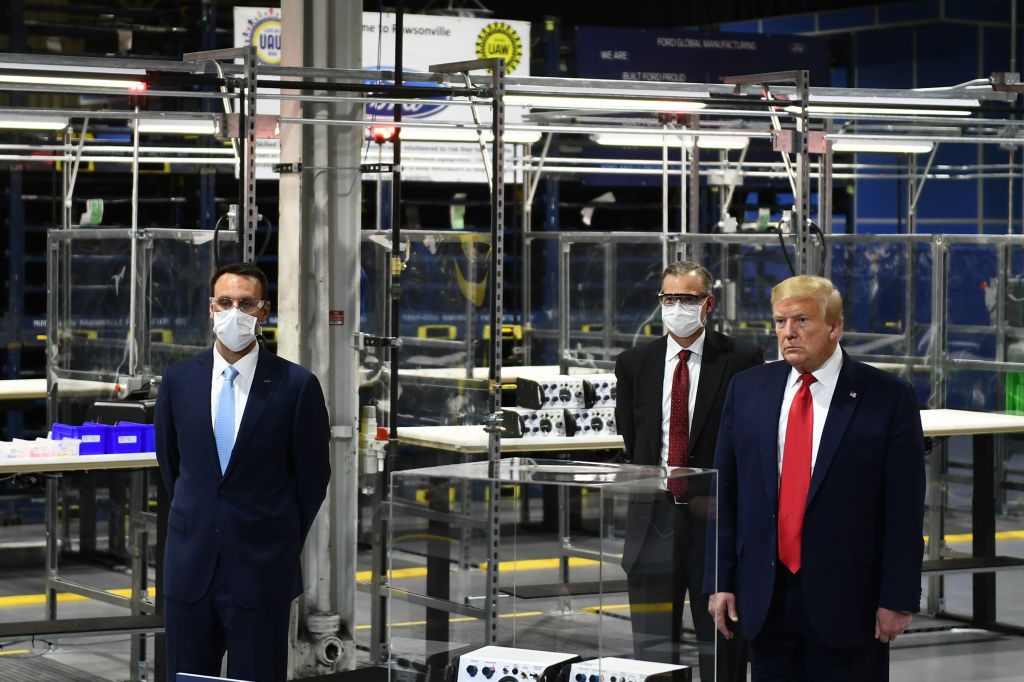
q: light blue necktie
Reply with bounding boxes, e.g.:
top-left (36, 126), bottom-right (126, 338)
top-left (214, 365), bottom-right (239, 474)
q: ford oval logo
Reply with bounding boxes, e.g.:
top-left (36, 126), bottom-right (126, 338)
top-left (365, 68), bottom-right (449, 119)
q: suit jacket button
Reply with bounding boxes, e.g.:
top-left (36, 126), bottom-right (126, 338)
top-left (770, 559), bottom-right (775, 567)
top-left (213, 525), bottom-right (220, 534)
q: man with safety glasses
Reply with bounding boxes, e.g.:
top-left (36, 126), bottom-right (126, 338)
top-left (615, 260), bottom-right (763, 680)
top-left (155, 262), bottom-right (331, 682)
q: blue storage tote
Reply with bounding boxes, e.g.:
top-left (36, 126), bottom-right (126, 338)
top-left (116, 421), bottom-right (155, 452)
top-left (51, 422), bottom-right (109, 455)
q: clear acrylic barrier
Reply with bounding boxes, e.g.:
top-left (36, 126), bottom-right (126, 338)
top-left (388, 459), bottom-right (718, 681)
top-left (47, 228), bottom-right (238, 425)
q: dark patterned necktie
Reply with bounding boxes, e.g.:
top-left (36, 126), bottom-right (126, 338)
top-left (667, 349), bottom-right (692, 500)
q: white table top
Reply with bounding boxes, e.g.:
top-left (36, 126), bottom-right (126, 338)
top-left (397, 366), bottom-right (568, 382)
top-left (398, 425), bottom-right (623, 454)
top-left (398, 409), bottom-right (1024, 454)
top-left (0, 452), bottom-right (157, 474)
top-left (919, 409), bottom-right (1024, 437)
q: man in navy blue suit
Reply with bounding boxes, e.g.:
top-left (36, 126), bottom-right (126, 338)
top-left (706, 275), bottom-right (925, 681)
top-left (156, 262), bottom-right (331, 682)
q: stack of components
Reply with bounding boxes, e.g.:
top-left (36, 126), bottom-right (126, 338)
top-left (502, 374), bottom-right (617, 438)
top-left (445, 648), bottom-right (690, 682)
top-left (447, 646), bottom-right (580, 682)
top-left (566, 657), bottom-right (690, 682)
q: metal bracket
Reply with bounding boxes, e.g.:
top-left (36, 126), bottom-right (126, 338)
top-left (481, 411), bottom-right (504, 434)
top-left (273, 162), bottom-right (303, 174)
top-left (360, 163), bottom-right (398, 173)
top-left (353, 333), bottom-right (403, 350)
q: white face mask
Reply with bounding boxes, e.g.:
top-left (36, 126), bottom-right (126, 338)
top-left (661, 302), bottom-right (706, 339)
top-left (213, 307), bottom-right (259, 352)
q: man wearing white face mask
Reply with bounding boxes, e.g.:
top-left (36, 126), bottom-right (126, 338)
top-left (615, 260), bottom-right (763, 680)
top-left (155, 262), bottom-right (331, 682)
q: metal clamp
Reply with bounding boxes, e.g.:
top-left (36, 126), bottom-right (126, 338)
top-left (353, 333), bottom-right (403, 350)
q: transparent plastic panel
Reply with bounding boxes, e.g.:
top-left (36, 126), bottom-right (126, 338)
top-left (388, 460), bottom-right (718, 681)
top-left (47, 230), bottom-right (236, 427)
top-left (359, 231), bottom-right (496, 427)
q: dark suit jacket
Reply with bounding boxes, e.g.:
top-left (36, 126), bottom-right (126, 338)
top-left (615, 330), bottom-right (764, 572)
top-left (704, 351), bottom-right (926, 647)
top-left (155, 347), bottom-right (331, 608)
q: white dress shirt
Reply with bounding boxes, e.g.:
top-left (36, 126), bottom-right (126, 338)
top-left (777, 343), bottom-right (843, 477)
top-left (211, 344), bottom-right (260, 443)
top-left (660, 330), bottom-right (705, 469)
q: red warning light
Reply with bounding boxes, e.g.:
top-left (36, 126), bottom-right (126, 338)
top-left (369, 125), bottom-right (398, 144)
top-left (129, 81), bottom-right (148, 92)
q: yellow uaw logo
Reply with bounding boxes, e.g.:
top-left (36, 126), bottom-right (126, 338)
top-left (250, 15), bottom-right (282, 65)
top-left (475, 22), bottom-right (523, 73)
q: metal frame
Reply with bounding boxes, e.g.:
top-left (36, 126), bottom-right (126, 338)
top-left (3, 49), bottom-right (1024, 675)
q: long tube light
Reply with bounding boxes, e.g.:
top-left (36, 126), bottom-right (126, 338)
top-left (831, 139), bottom-right (935, 154)
top-left (505, 94), bottom-right (706, 113)
top-left (593, 132), bottom-right (750, 150)
top-left (0, 63), bottom-right (146, 91)
top-left (0, 114), bottom-right (69, 130)
top-left (136, 118), bottom-right (219, 135)
top-left (787, 94), bottom-right (978, 118)
top-left (368, 127), bottom-right (542, 144)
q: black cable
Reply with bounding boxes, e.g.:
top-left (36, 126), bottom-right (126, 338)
top-left (774, 218), bottom-right (797, 277)
top-left (212, 212), bottom-right (226, 269)
top-left (807, 220), bottom-right (827, 277)
top-left (255, 214), bottom-right (273, 263)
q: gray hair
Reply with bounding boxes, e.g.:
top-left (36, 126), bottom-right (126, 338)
top-left (661, 260), bottom-right (713, 295)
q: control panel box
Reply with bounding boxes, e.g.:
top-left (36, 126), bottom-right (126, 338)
top-left (570, 407), bottom-right (617, 436)
top-left (566, 657), bottom-right (690, 682)
top-left (572, 374), bottom-right (617, 408)
top-left (502, 407), bottom-right (577, 438)
top-left (517, 374), bottom-right (616, 410)
top-left (448, 646), bottom-right (580, 682)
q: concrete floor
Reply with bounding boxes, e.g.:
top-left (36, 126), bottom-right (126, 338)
top-left (1, 458), bottom-right (1022, 681)
top-left (0, 520), bottom-right (1021, 681)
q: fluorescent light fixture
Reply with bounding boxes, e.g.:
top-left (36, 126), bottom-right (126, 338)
top-left (505, 94), bottom-right (706, 113)
top-left (0, 74), bottom-right (146, 91)
top-left (368, 126), bottom-right (542, 144)
top-left (136, 118), bottom-right (218, 135)
top-left (0, 62), bottom-right (147, 91)
top-left (787, 94), bottom-right (977, 118)
top-left (0, 114), bottom-right (69, 130)
top-left (592, 132), bottom-right (750, 150)
top-left (831, 139), bottom-right (935, 154)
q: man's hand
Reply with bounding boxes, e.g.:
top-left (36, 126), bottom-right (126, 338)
top-left (708, 592), bottom-right (739, 639)
top-left (875, 607), bottom-right (912, 643)
top-left (689, 495), bottom-right (716, 520)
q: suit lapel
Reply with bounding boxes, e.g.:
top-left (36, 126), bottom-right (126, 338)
top-left (223, 350), bottom-right (283, 481)
top-left (761, 361), bottom-right (791, 509)
top-left (806, 351), bottom-right (861, 507)
top-left (193, 350), bottom-right (220, 479)
top-left (640, 336), bottom-right (668, 459)
top-left (690, 331), bottom-right (725, 451)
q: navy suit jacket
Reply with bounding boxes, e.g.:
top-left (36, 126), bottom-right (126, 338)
top-left (615, 330), bottom-right (764, 573)
top-left (155, 347), bottom-right (331, 608)
top-left (704, 350), bottom-right (926, 647)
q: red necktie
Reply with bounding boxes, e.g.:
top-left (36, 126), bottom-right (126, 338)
top-left (667, 349), bottom-right (692, 500)
top-left (778, 372), bottom-right (816, 573)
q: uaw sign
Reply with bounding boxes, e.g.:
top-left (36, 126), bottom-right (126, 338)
top-left (239, 7), bottom-right (282, 66)
top-left (233, 9), bottom-right (531, 182)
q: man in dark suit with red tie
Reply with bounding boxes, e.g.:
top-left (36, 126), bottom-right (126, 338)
top-left (706, 275), bottom-right (926, 681)
top-left (615, 260), bottom-right (763, 680)
top-left (156, 262), bottom-right (331, 682)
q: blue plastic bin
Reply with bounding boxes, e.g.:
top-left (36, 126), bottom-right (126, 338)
top-left (51, 422), bottom-right (109, 455)
top-left (106, 422), bottom-right (145, 454)
top-left (117, 421), bottom-right (155, 453)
